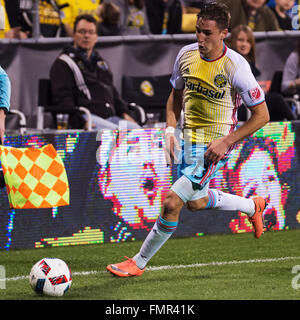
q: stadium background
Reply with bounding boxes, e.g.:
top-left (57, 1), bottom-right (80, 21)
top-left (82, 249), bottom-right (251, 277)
top-left (0, 121), bottom-right (299, 250)
top-left (0, 31), bottom-right (299, 127)
top-left (0, 4), bottom-right (299, 251)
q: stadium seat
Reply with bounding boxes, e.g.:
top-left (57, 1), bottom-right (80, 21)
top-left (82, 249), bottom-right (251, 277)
top-left (269, 71), bottom-right (300, 117)
top-left (37, 79), bottom-right (147, 130)
top-left (6, 109), bottom-right (27, 134)
top-left (122, 74), bottom-right (172, 124)
top-left (37, 78), bottom-right (92, 131)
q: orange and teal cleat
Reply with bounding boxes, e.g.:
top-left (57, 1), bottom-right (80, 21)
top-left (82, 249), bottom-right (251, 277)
top-left (107, 256), bottom-right (145, 277)
top-left (248, 197), bottom-right (267, 239)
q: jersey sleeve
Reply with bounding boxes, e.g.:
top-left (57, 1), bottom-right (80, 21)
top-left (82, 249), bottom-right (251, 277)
top-left (232, 58), bottom-right (265, 108)
top-left (170, 49), bottom-right (185, 90)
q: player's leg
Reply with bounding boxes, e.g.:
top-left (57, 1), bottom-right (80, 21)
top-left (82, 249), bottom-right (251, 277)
top-left (129, 169), bottom-right (215, 272)
top-left (132, 190), bottom-right (184, 269)
top-left (184, 149), bottom-right (267, 238)
top-left (106, 189), bottom-right (185, 277)
top-left (187, 188), bottom-right (267, 238)
top-left (106, 137), bottom-right (193, 277)
top-left (187, 188), bottom-right (256, 214)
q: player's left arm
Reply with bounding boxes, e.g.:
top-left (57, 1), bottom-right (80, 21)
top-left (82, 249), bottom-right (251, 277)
top-left (205, 102), bottom-right (269, 164)
top-left (224, 101), bottom-right (270, 145)
top-left (205, 56), bottom-right (269, 164)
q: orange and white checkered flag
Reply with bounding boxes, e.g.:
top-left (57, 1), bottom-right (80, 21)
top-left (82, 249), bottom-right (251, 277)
top-left (0, 144), bottom-right (69, 209)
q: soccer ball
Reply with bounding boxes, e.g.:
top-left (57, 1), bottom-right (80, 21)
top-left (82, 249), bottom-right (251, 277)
top-left (29, 258), bottom-right (72, 297)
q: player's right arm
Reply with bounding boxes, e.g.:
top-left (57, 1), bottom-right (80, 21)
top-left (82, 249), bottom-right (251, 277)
top-left (166, 88), bottom-right (183, 128)
top-left (165, 88), bottom-right (183, 165)
top-left (165, 46), bottom-right (188, 165)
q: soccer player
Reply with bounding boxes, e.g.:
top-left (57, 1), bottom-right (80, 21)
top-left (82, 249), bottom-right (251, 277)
top-left (106, 2), bottom-right (270, 277)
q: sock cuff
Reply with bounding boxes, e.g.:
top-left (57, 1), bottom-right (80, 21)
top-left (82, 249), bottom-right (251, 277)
top-left (157, 216), bottom-right (178, 234)
top-left (205, 189), bottom-right (218, 208)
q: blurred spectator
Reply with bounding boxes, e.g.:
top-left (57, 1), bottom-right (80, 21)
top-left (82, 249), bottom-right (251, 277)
top-left (281, 41), bottom-right (300, 96)
top-left (270, 0), bottom-right (295, 30)
top-left (50, 14), bottom-right (140, 130)
top-left (97, 2), bottom-right (122, 36)
top-left (181, 0), bottom-right (214, 12)
top-left (144, 0), bottom-right (182, 34)
top-left (228, 24), bottom-right (297, 121)
top-left (226, 24), bottom-right (260, 76)
top-left (3, 0), bottom-right (29, 38)
top-left (219, 0), bottom-right (281, 31)
top-left (110, 0), bottom-right (150, 35)
top-left (0, 0), bottom-right (12, 38)
top-left (60, 0), bottom-right (102, 37)
top-left (181, 0), bottom-right (214, 32)
top-left (4, 0), bottom-right (68, 38)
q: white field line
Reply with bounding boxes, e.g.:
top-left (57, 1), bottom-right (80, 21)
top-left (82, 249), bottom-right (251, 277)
top-left (5, 256), bottom-right (300, 282)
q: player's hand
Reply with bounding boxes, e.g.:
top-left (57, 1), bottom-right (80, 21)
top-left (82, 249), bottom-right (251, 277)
top-left (164, 130), bottom-right (180, 167)
top-left (204, 137), bottom-right (231, 164)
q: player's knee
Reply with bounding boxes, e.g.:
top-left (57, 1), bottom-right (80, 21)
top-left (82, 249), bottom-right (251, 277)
top-left (186, 202), bottom-right (201, 212)
top-left (162, 192), bottom-right (183, 219)
top-left (186, 196), bottom-right (208, 212)
top-left (186, 202), bottom-right (198, 212)
top-left (163, 197), bottom-right (179, 214)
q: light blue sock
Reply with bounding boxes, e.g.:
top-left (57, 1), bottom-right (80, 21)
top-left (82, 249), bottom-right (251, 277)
top-left (133, 216), bottom-right (178, 269)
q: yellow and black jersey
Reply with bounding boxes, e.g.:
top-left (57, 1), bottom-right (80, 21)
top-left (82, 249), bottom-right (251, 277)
top-left (0, 0), bottom-right (10, 38)
top-left (170, 43), bottom-right (265, 143)
top-left (60, 0), bottom-right (101, 28)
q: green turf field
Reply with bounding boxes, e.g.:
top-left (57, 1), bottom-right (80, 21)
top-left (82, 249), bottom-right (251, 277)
top-left (1, 229), bottom-right (300, 300)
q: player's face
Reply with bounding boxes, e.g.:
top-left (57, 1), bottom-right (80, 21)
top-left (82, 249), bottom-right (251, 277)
top-left (73, 20), bottom-right (98, 52)
top-left (235, 31), bottom-right (252, 57)
top-left (196, 19), bottom-right (228, 59)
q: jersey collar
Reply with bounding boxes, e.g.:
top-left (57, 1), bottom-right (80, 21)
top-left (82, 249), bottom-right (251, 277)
top-left (200, 44), bottom-right (227, 62)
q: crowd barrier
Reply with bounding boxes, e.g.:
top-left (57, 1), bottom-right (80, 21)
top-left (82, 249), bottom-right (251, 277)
top-left (0, 31), bottom-right (299, 128)
top-left (0, 122), bottom-right (299, 250)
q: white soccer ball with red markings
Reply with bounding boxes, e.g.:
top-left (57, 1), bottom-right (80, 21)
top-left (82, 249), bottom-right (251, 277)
top-left (29, 258), bottom-right (72, 297)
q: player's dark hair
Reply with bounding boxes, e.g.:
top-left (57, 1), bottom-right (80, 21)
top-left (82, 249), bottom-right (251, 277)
top-left (197, 2), bottom-right (231, 30)
top-left (73, 14), bottom-right (97, 32)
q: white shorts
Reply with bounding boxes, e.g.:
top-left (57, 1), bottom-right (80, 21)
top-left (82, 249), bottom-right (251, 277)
top-left (170, 140), bottom-right (230, 203)
top-left (171, 174), bottom-right (209, 203)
